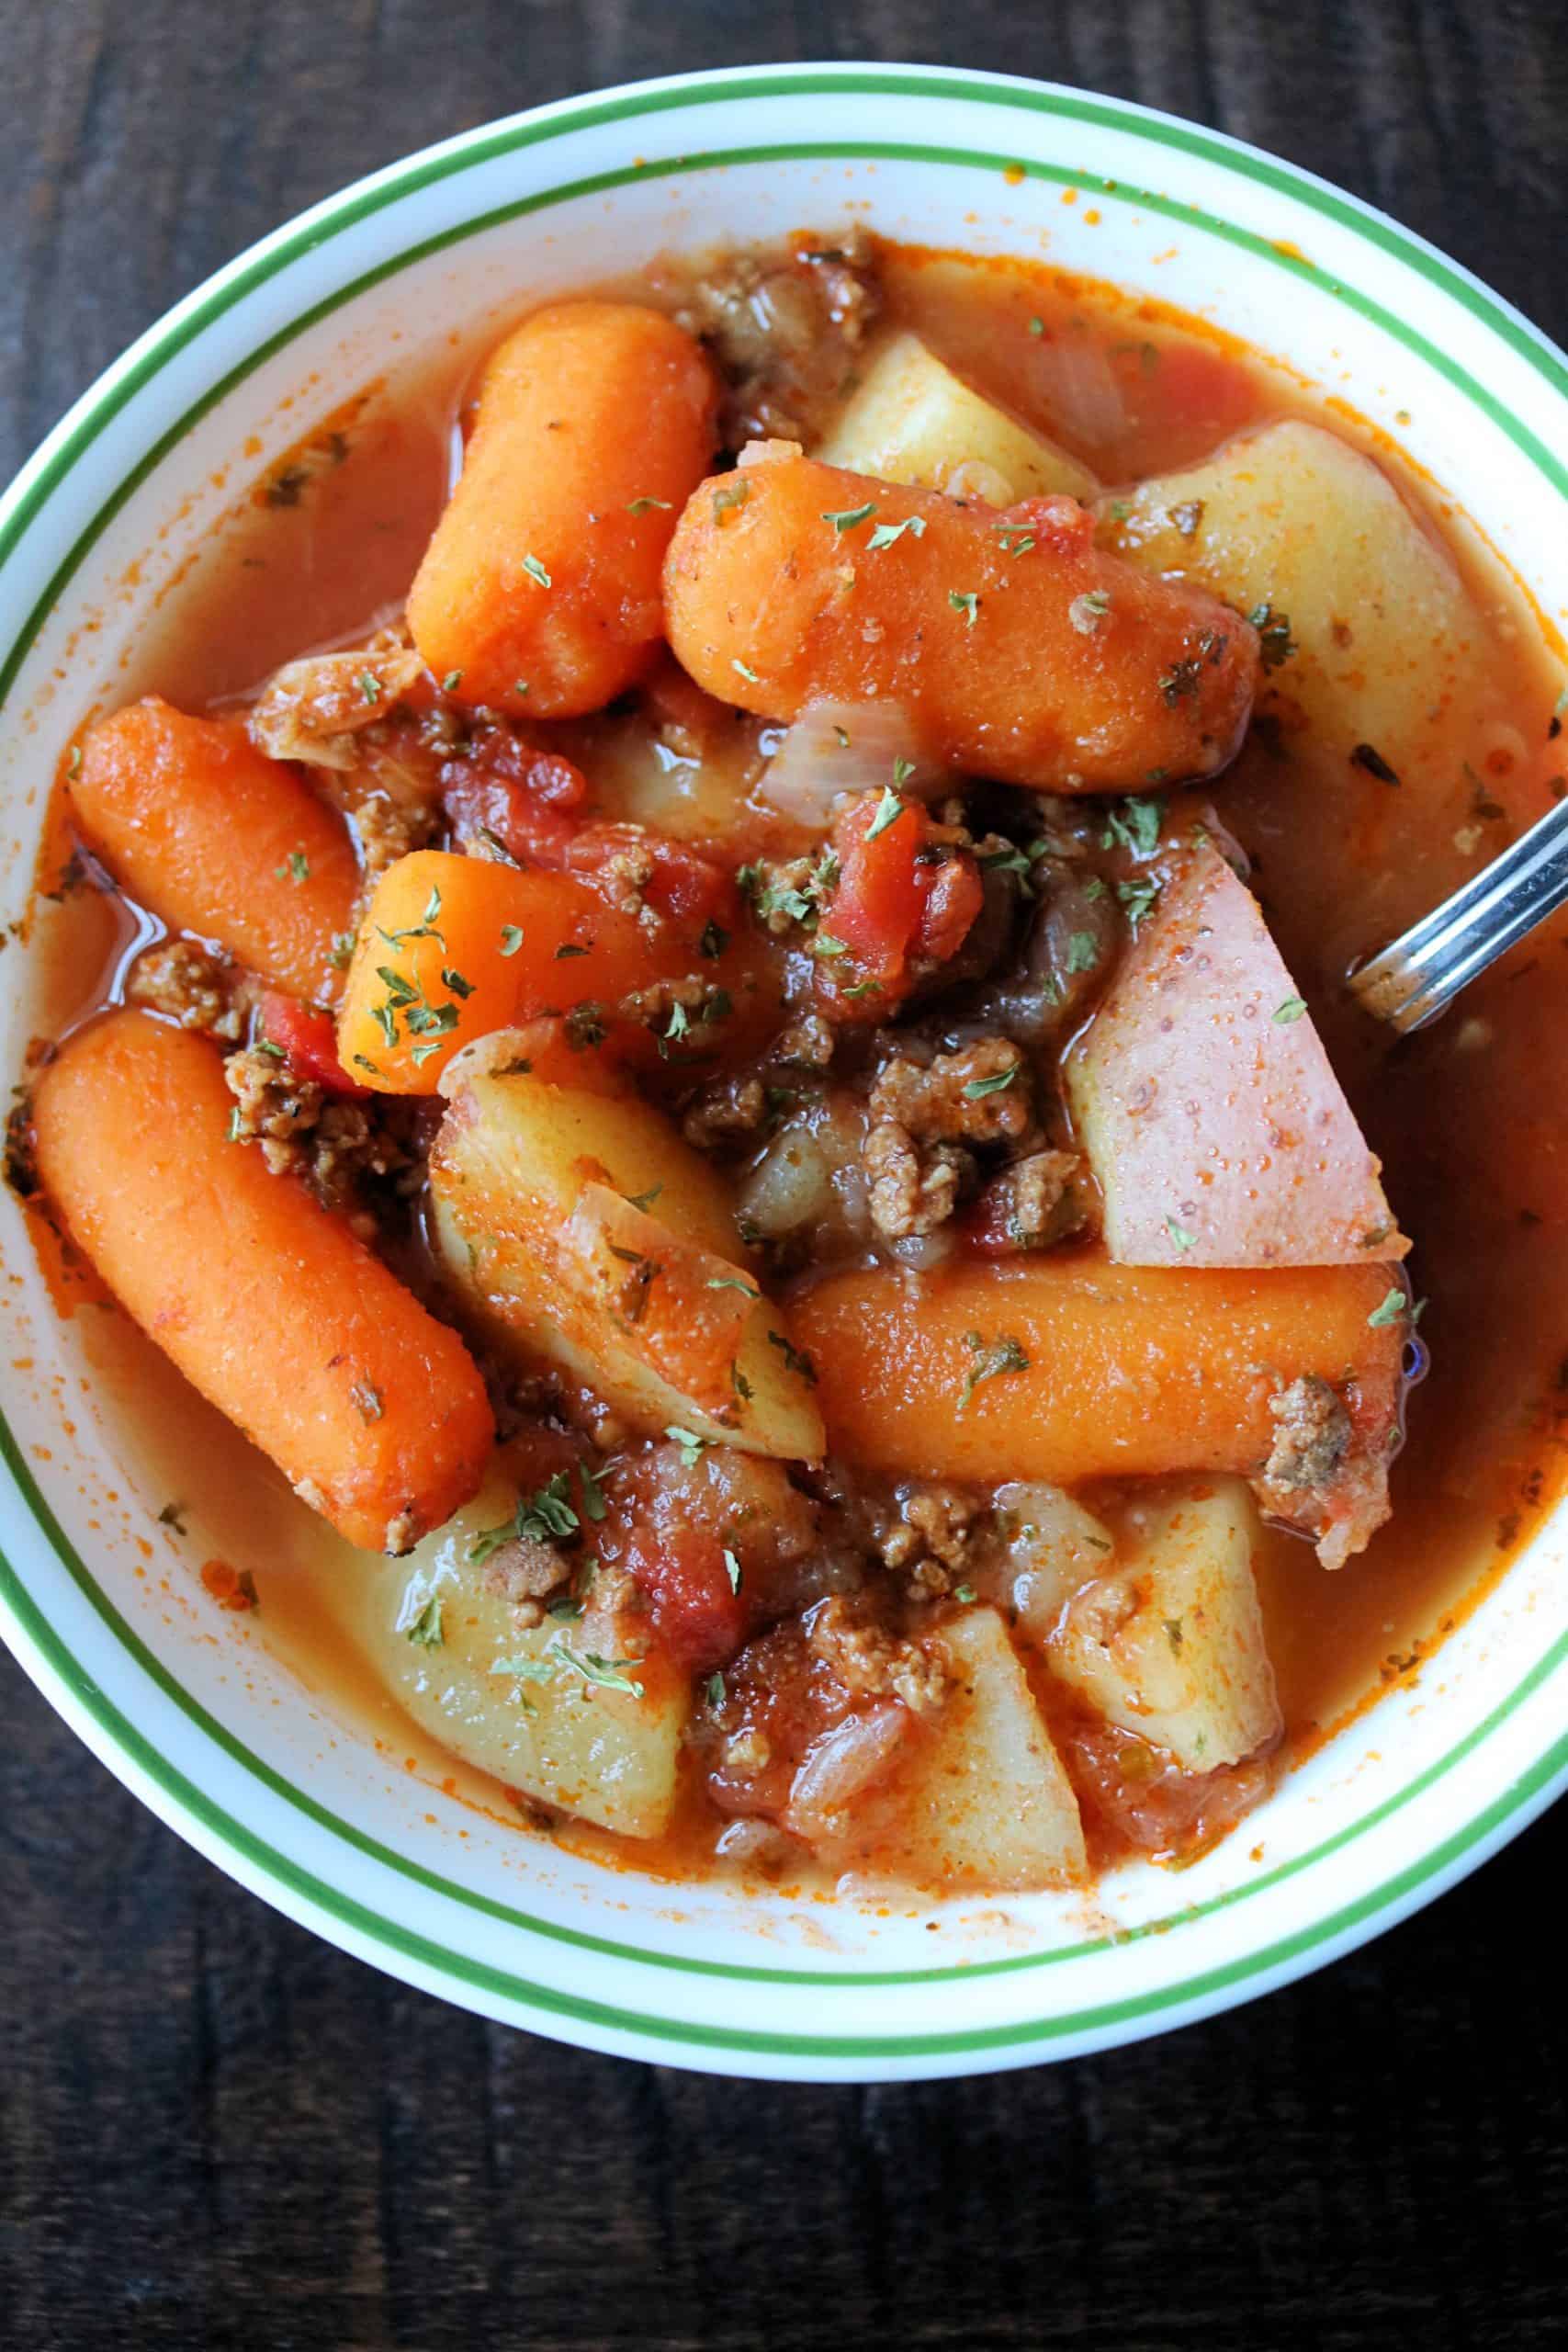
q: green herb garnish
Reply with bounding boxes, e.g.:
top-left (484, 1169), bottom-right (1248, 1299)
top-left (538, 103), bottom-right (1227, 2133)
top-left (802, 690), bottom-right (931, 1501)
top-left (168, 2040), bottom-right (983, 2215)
top-left (404, 1596), bottom-right (444, 1648)
top-left (865, 786), bottom-right (907, 841)
top-left (867, 514), bottom-right (927, 550)
top-left (822, 502), bottom-right (877, 534)
top-left (958, 1332), bottom-right (1030, 1413)
top-left (963, 1066), bottom-right (1019, 1101)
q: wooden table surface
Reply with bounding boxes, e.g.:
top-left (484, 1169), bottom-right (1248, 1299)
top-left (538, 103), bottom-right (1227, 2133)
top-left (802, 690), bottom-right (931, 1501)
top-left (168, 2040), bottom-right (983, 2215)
top-left (3, 5), bottom-right (1566, 2346)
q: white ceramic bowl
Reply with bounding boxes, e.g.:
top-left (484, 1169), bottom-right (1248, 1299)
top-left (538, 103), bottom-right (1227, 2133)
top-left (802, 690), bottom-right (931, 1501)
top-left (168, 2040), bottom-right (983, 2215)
top-left (3, 64), bottom-right (1566, 2081)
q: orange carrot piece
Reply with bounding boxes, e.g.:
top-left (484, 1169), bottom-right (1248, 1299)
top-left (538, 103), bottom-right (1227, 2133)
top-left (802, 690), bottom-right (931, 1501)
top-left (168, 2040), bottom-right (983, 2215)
top-left (407, 302), bottom-right (718, 718)
top-left (335, 848), bottom-right (768, 1095)
top-left (334, 850), bottom-right (679, 1094)
top-left (792, 1252), bottom-right (1404, 1489)
top-left (32, 1011), bottom-right (493, 1551)
top-left (663, 458), bottom-right (1258, 790)
top-left (71, 699), bottom-right (360, 1003)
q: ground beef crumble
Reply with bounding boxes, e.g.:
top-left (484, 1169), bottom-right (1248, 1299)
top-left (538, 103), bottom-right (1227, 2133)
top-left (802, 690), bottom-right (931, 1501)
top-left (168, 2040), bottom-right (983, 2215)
top-left (482, 1533), bottom-right (572, 1623)
top-left (591, 839), bottom-right (659, 926)
top-left (807, 1594), bottom-right (949, 1718)
top-left (975, 1147), bottom-right (1092, 1250)
top-left (222, 1045), bottom-right (408, 1213)
top-left (351, 786), bottom-right (440, 884)
top-left (682, 1073), bottom-right (769, 1151)
top-left (879, 1484), bottom-right (977, 1596)
top-left (617, 975), bottom-right (736, 1063)
top-left (869, 1038), bottom-right (1033, 1145)
top-left (126, 939), bottom-right (248, 1041)
top-left (1264, 1374), bottom-right (1353, 1492)
top-left (739, 852), bottom-right (821, 938)
top-left (774, 1011), bottom-right (835, 1069)
top-left (676, 230), bottom-right (882, 449)
top-left (863, 1122), bottom-right (974, 1239)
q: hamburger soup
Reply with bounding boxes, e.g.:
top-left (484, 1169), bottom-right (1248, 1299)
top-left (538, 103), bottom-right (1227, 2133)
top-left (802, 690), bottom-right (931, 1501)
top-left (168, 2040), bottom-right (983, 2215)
top-left (15, 233), bottom-right (1568, 1894)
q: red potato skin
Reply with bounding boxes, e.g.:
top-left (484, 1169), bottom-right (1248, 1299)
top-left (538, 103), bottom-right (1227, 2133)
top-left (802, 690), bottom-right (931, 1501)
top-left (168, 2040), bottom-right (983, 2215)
top-left (70, 700), bottom-right (360, 1005)
top-left (1067, 840), bottom-right (1410, 1267)
top-left (408, 302), bottom-right (719, 718)
top-left (663, 462), bottom-right (1259, 790)
top-left (792, 1251), bottom-right (1404, 1494)
top-left (31, 1012), bottom-right (494, 1552)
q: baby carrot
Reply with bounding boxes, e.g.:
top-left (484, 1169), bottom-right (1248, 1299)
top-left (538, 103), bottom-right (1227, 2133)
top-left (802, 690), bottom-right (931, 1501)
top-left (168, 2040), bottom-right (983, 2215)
top-left (70, 699), bottom-right (360, 1003)
top-left (335, 850), bottom-right (674, 1093)
top-left (32, 1011), bottom-right (493, 1551)
top-left (407, 302), bottom-right (718, 718)
top-left (791, 1250), bottom-right (1404, 1498)
top-left (336, 849), bottom-right (764, 1095)
top-left (663, 457), bottom-right (1258, 790)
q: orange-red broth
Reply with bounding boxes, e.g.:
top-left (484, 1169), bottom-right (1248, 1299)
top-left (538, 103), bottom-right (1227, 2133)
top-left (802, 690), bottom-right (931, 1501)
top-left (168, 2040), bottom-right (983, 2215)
top-left (25, 241), bottom-right (1568, 1889)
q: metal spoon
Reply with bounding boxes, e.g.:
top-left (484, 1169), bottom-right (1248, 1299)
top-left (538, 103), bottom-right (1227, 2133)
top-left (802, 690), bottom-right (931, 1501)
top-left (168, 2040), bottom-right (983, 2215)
top-left (1348, 793), bottom-right (1568, 1034)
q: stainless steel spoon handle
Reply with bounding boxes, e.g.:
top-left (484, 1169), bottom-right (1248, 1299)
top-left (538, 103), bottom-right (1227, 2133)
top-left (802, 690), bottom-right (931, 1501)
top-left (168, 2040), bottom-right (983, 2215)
top-left (1348, 793), bottom-right (1568, 1034)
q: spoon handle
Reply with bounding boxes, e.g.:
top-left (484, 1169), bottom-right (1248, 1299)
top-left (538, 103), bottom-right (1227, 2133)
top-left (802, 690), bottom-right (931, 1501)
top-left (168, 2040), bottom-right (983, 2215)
top-left (1348, 794), bottom-right (1568, 1034)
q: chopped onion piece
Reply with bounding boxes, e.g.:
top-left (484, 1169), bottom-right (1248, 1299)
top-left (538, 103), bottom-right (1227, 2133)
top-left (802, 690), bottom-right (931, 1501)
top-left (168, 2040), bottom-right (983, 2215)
top-left (1029, 335), bottom-right (1129, 458)
top-left (737, 437), bottom-right (806, 468)
top-left (715, 1817), bottom-right (800, 1869)
top-left (786, 1703), bottom-right (910, 1836)
top-left (436, 1025), bottom-right (536, 1100)
top-left (760, 699), bottom-right (944, 826)
top-left (942, 458), bottom-right (1014, 504)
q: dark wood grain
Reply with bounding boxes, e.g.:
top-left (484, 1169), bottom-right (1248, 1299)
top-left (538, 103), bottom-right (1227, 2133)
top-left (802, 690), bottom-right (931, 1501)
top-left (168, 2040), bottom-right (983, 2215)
top-left (3, 5), bottom-right (1567, 2346)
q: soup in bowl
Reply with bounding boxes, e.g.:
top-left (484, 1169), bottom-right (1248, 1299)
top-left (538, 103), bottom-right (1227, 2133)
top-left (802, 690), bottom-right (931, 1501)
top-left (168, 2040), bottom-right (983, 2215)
top-left (2, 68), bottom-right (1566, 2077)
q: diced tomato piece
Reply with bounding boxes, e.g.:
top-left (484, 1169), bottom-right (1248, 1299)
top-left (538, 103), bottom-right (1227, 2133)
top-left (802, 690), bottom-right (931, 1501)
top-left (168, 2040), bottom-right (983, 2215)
top-left (440, 732), bottom-right (590, 867)
top-left (818, 794), bottom-right (982, 1012)
top-left (567, 820), bottom-right (736, 929)
top-left (441, 729), bottom-right (734, 938)
top-left (914, 854), bottom-right (985, 964)
top-left (828, 797), bottom-right (927, 975)
top-left (625, 1529), bottom-right (746, 1676)
top-left (259, 991), bottom-right (368, 1098)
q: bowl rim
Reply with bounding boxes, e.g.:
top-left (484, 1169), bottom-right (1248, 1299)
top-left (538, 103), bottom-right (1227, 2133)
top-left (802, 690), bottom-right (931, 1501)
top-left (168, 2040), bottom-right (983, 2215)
top-left (4, 60), bottom-right (1567, 2076)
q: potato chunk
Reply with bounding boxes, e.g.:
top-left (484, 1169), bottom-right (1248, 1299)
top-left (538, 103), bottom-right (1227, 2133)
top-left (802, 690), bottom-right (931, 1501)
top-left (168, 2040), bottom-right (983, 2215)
top-left (856, 1609), bottom-right (1087, 1891)
top-left (1066, 840), bottom-right (1408, 1267)
top-left (431, 1066), bottom-right (824, 1459)
top-left (814, 330), bottom-right (1097, 501)
top-left (1050, 1479), bottom-right (1280, 1771)
top-left (353, 1471), bottom-right (687, 1838)
top-left (1100, 419), bottom-right (1488, 777)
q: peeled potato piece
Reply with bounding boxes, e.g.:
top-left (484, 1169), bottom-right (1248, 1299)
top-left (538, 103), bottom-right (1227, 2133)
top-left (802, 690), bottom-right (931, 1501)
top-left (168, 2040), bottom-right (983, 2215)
top-left (349, 1470), bottom-right (687, 1838)
top-left (1051, 1479), bottom-right (1280, 1772)
top-left (813, 329), bottom-right (1097, 501)
top-left (1100, 419), bottom-right (1489, 780)
top-left (432, 1065), bottom-right (825, 1460)
top-left (833, 1609), bottom-right (1088, 1892)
